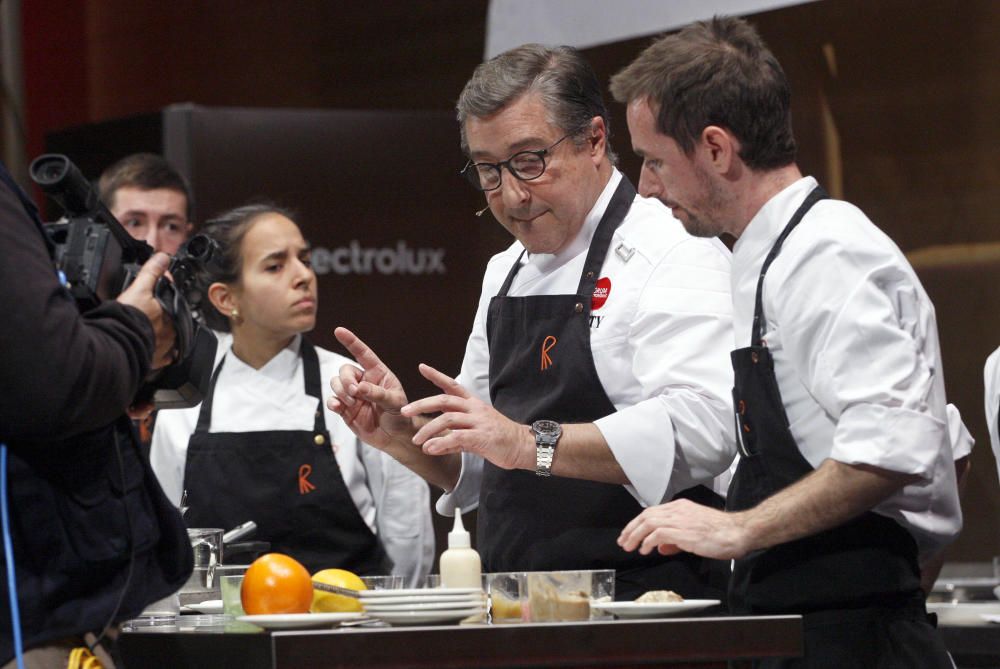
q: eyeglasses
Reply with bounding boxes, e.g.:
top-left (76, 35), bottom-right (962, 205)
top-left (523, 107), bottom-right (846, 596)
top-left (460, 133), bottom-right (572, 192)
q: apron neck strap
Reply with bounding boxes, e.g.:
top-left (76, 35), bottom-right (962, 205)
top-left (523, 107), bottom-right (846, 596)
top-left (575, 176), bottom-right (635, 297)
top-left (751, 185), bottom-right (828, 346)
top-left (496, 249), bottom-right (527, 298)
top-left (300, 337), bottom-right (328, 435)
top-left (493, 176), bottom-right (637, 299)
top-left (195, 355), bottom-right (227, 433)
top-left (194, 337), bottom-right (328, 434)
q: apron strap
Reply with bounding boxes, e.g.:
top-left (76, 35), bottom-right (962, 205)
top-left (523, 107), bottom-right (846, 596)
top-left (575, 177), bottom-right (636, 298)
top-left (493, 175), bottom-right (638, 299)
top-left (750, 186), bottom-right (828, 346)
top-left (194, 355), bottom-right (227, 433)
top-left (299, 337), bottom-right (328, 434)
top-left (496, 249), bottom-right (527, 298)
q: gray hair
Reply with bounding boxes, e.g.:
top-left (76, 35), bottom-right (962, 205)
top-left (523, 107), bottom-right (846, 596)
top-left (456, 44), bottom-right (617, 165)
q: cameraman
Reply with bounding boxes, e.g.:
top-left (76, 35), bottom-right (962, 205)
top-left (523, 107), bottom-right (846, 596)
top-left (0, 160), bottom-right (192, 668)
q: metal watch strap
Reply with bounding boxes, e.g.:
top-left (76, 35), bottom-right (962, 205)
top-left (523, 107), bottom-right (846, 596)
top-left (536, 442), bottom-right (556, 477)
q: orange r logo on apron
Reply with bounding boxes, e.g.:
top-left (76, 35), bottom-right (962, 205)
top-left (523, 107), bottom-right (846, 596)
top-left (298, 464), bottom-right (317, 494)
top-left (540, 335), bottom-right (557, 371)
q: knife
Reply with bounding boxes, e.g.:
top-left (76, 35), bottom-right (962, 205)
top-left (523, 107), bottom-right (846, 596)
top-left (312, 581), bottom-right (362, 598)
top-left (222, 520), bottom-right (257, 544)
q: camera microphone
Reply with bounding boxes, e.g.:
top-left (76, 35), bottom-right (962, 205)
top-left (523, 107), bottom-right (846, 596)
top-left (475, 205), bottom-right (490, 217)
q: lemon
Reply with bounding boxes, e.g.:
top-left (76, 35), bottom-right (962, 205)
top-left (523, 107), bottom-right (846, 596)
top-left (311, 568), bottom-right (366, 613)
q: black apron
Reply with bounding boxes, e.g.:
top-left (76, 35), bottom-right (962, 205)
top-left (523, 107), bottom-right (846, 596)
top-left (480, 177), bottom-right (729, 602)
top-left (183, 338), bottom-right (387, 575)
top-left (727, 186), bottom-right (951, 668)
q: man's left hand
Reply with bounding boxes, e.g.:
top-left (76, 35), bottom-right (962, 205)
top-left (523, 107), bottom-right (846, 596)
top-left (617, 498), bottom-right (751, 560)
top-left (401, 363), bottom-right (533, 471)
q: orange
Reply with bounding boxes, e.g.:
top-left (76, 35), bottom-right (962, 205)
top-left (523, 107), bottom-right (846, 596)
top-left (241, 553), bottom-right (313, 615)
top-left (311, 568), bottom-right (366, 613)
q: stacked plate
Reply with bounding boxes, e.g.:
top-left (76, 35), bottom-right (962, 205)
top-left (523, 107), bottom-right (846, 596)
top-left (360, 587), bottom-right (485, 626)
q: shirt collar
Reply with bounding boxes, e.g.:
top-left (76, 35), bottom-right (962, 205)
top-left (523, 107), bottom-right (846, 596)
top-left (224, 333), bottom-right (303, 382)
top-left (733, 175), bottom-right (819, 263)
top-left (528, 168), bottom-right (623, 274)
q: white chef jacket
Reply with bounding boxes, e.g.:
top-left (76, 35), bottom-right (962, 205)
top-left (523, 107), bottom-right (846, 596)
top-left (150, 333), bottom-right (435, 586)
top-left (731, 176), bottom-right (962, 559)
top-left (438, 169), bottom-right (736, 515)
top-left (984, 347), bottom-right (1000, 480)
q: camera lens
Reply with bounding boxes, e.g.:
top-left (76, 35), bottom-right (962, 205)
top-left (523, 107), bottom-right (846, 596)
top-left (29, 155), bottom-right (70, 186)
top-left (185, 235), bottom-right (211, 260)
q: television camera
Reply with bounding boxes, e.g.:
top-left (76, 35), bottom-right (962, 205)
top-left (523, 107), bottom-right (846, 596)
top-left (29, 153), bottom-right (217, 409)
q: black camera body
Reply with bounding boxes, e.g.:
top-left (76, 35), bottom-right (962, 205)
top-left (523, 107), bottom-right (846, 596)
top-left (29, 154), bottom-right (217, 409)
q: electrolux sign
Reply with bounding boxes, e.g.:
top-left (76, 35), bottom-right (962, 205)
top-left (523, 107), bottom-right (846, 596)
top-left (311, 240), bottom-right (446, 276)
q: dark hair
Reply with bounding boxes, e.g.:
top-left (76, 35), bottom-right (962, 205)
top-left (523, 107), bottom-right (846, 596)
top-left (98, 153), bottom-right (194, 219)
top-left (193, 203), bottom-right (296, 332)
top-left (457, 43), bottom-right (617, 164)
top-left (609, 16), bottom-right (796, 170)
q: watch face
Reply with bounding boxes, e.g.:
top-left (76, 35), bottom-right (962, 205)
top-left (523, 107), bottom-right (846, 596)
top-left (532, 419), bottom-right (561, 437)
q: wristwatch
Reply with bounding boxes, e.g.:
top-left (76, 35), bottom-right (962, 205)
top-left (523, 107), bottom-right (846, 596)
top-left (531, 419), bottom-right (562, 477)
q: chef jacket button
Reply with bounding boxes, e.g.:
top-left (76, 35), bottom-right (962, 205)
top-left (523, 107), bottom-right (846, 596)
top-left (574, 302), bottom-right (583, 313)
top-left (751, 351), bottom-right (759, 363)
top-left (586, 271), bottom-right (595, 279)
top-left (314, 434), bottom-right (326, 446)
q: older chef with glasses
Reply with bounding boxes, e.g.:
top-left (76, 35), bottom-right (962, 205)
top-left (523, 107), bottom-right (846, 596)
top-left (329, 44), bottom-right (737, 600)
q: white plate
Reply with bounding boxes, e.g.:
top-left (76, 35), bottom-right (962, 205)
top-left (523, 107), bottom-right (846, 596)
top-left (364, 598), bottom-right (485, 612)
top-left (359, 593), bottom-right (484, 606)
top-left (928, 602), bottom-right (1000, 625)
top-left (359, 587), bottom-right (481, 599)
top-left (236, 612), bottom-right (365, 629)
top-left (182, 600), bottom-right (224, 615)
top-left (590, 599), bottom-right (721, 618)
top-left (369, 606), bottom-right (484, 626)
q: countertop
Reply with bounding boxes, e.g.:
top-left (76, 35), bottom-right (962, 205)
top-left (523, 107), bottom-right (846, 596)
top-left (119, 614), bottom-right (803, 669)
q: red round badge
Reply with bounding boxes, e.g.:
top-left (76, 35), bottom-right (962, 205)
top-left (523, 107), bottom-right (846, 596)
top-left (592, 277), bottom-right (611, 310)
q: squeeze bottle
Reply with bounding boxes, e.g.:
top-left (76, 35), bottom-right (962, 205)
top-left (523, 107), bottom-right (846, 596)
top-left (439, 507), bottom-right (482, 589)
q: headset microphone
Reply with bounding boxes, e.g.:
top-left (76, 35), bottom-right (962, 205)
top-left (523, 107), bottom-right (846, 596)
top-left (475, 205), bottom-right (490, 217)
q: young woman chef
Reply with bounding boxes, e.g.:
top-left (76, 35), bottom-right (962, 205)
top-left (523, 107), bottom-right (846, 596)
top-left (150, 204), bottom-right (433, 584)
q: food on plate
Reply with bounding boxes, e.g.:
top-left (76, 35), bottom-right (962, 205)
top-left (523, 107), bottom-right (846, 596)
top-left (311, 568), bottom-right (366, 613)
top-left (635, 590), bottom-right (684, 603)
top-left (241, 553), bottom-right (314, 615)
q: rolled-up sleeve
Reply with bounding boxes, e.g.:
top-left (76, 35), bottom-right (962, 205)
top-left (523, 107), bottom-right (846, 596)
top-left (595, 238), bottom-right (736, 505)
top-left (778, 243), bottom-right (946, 479)
top-left (946, 403), bottom-right (973, 461)
top-left (435, 453), bottom-right (483, 516)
